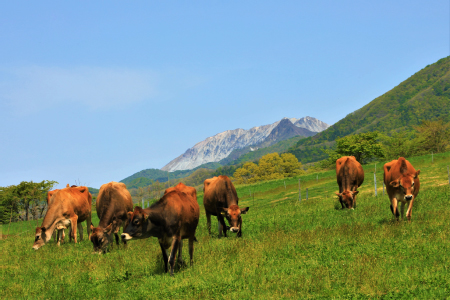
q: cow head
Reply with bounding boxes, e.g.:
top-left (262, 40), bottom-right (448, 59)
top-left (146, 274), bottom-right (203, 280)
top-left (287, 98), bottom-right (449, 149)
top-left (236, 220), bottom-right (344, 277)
top-left (89, 222), bottom-right (116, 254)
top-left (121, 207), bottom-right (160, 242)
top-left (32, 226), bottom-right (50, 250)
top-left (32, 218), bottom-right (66, 250)
top-left (335, 191), bottom-right (359, 209)
top-left (390, 170), bottom-right (420, 201)
top-left (220, 205), bottom-right (249, 233)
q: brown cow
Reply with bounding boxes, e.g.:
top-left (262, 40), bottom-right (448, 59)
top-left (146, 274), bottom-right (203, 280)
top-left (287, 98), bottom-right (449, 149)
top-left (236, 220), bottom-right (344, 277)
top-left (33, 185), bottom-right (92, 250)
top-left (89, 182), bottom-right (133, 254)
top-left (121, 182), bottom-right (199, 276)
top-left (384, 157), bottom-right (420, 221)
top-left (45, 186), bottom-right (83, 245)
top-left (203, 175), bottom-right (249, 237)
top-left (46, 188), bottom-right (63, 244)
top-left (335, 156), bottom-right (365, 209)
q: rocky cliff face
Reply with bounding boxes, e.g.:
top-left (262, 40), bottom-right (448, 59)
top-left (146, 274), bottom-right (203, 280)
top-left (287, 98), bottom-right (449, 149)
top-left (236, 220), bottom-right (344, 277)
top-left (161, 116), bottom-right (330, 171)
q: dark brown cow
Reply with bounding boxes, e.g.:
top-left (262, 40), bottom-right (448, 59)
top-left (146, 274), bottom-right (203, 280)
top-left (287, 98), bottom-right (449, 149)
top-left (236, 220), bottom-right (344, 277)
top-left (121, 182), bottom-right (199, 276)
top-left (203, 175), bottom-right (249, 237)
top-left (89, 182), bottom-right (133, 254)
top-left (33, 186), bottom-right (92, 250)
top-left (335, 156), bottom-right (365, 209)
top-left (384, 157), bottom-right (420, 221)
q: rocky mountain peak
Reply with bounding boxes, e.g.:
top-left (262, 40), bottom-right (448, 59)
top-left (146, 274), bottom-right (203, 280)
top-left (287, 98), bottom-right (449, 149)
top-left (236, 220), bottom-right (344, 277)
top-left (161, 116), bottom-right (330, 172)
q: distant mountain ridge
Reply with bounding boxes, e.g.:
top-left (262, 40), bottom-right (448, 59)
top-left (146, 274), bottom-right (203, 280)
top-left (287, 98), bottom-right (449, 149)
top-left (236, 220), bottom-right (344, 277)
top-left (161, 116), bottom-right (330, 172)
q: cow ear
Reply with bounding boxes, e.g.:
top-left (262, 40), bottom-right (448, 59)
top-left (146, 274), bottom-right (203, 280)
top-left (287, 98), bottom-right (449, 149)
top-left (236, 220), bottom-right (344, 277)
top-left (90, 224), bottom-right (95, 231)
top-left (390, 180), bottom-right (400, 188)
top-left (127, 211), bottom-right (133, 219)
top-left (40, 227), bottom-right (47, 239)
top-left (335, 192), bottom-right (342, 197)
top-left (104, 223), bottom-right (113, 235)
top-left (352, 191), bottom-right (359, 196)
top-left (414, 170), bottom-right (420, 178)
top-left (220, 208), bottom-right (228, 216)
top-left (240, 207), bottom-right (249, 214)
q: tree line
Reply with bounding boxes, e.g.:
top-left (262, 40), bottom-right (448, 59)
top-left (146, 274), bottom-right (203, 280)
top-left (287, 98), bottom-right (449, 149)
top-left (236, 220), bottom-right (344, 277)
top-left (232, 152), bottom-right (304, 184)
top-left (0, 180), bottom-right (57, 224)
top-left (319, 120), bottom-right (450, 168)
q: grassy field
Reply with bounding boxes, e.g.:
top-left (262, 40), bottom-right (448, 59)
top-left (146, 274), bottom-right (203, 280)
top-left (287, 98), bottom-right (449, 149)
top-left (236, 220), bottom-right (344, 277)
top-left (1, 153), bottom-right (450, 299)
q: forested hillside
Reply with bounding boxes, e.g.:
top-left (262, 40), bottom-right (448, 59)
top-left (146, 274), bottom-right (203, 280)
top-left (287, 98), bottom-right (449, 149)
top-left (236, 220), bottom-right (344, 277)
top-left (288, 56), bottom-right (450, 162)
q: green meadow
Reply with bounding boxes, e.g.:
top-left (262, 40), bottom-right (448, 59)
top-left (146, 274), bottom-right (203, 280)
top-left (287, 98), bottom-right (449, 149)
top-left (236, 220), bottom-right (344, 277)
top-left (2, 153), bottom-right (450, 299)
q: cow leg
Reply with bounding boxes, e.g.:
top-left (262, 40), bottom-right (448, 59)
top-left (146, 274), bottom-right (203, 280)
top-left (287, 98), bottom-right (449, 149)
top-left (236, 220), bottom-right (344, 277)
top-left (70, 216), bottom-right (79, 243)
top-left (78, 223), bottom-right (83, 242)
top-left (177, 239), bottom-right (185, 266)
top-left (159, 240), bottom-right (169, 273)
top-left (390, 198), bottom-right (399, 220)
top-left (217, 215), bottom-right (227, 237)
top-left (69, 224), bottom-right (73, 243)
top-left (114, 233), bottom-right (120, 246)
top-left (56, 229), bottom-right (62, 246)
top-left (121, 226), bottom-right (127, 247)
top-left (206, 212), bottom-right (212, 235)
top-left (188, 237), bottom-right (194, 266)
top-left (168, 236), bottom-right (181, 276)
top-left (406, 198), bottom-right (415, 221)
top-left (400, 202), bottom-right (406, 220)
top-left (86, 213), bottom-right (92, 240)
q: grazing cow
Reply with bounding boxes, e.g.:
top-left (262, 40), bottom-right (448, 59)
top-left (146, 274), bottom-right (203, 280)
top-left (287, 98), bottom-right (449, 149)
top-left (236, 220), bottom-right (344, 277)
top-left (121, 182), bottom-right (200, 276)
top-left (335, 156), bottom-right (365, 209)
top-left (89, 182), bottom-right (133, 254)
top-left (203, 175), bottom-right (249, 237)
top-left (384, 157), bottom-right (420, 221)
top-left (33, 185), bottom-right (92, 250)
top-left (45, 186), bottom-right (83, 245)
top-left (46, 188), bottom-right (63, 244)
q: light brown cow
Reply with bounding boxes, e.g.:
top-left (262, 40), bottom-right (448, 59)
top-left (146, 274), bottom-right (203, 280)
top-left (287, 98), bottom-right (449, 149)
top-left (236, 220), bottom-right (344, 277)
top-left (46, 188), bottom-right (63, 244)
top-left (335, 156), bottom-right (365, 209)
top-left (121, 182), bottom-right (199, 276)
top-left (203, 175), bottom-right (249, 237)
top-left (33, 185), bottom-right (92, 250)
top-left (384, 157), bottom-right (420, 221)
top-left (45, 186), bottom-right (83, 245)
top-left (89, 182), bottom-right (133, 254)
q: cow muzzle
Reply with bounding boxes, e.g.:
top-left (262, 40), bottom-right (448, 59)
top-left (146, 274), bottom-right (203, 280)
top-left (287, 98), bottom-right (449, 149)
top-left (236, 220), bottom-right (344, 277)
top-left (230, 227), bottom-right (239, 233)
top-left (404, 195), bottom-right (413, 201)
top-left (121, 233), bottom-right (132, 241)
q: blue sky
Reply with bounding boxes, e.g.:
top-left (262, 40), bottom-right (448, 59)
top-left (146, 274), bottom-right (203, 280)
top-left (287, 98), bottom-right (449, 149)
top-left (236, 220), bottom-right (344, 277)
top-left (0, 1), bottom-right (448, 189)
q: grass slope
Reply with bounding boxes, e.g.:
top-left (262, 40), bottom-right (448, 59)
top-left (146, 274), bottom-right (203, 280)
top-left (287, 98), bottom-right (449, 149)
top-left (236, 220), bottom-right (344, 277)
top-left (288, 56), bottom-right (450, 163)
top-left (2, 152), bottom-right (450, 299)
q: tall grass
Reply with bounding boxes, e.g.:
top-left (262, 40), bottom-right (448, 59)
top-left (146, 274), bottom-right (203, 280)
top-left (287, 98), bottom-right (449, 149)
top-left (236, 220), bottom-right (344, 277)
top-left (1, 152), bottom-right (450, 299)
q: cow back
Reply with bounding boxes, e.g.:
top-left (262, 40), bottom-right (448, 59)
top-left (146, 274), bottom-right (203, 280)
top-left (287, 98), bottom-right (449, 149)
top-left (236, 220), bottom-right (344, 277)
top-left (97, 182), bottom-right (133, 227)
top-left (150, 187), bottom-right (200, 239)
top-left (336, 156), bottom-right (364, 190)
